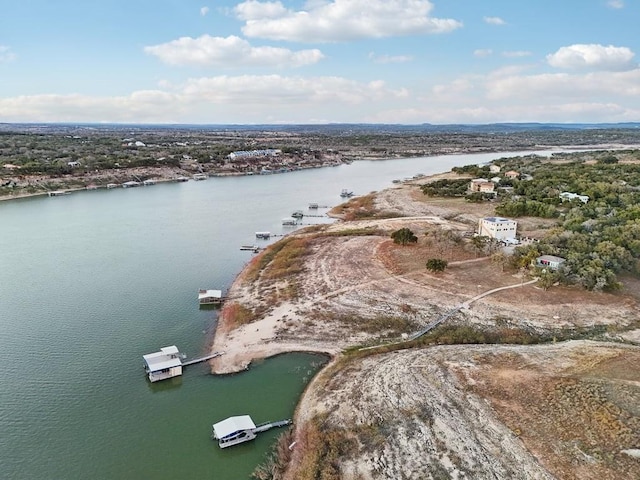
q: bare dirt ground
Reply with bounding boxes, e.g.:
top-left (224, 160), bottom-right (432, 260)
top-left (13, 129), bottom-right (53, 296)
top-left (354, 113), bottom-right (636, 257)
top-left (209, 175), bottom-right (640, 479)
top-left (292, 341), bottom-right (639, 480)
top-left (211, 182), bottom-right (638, 373)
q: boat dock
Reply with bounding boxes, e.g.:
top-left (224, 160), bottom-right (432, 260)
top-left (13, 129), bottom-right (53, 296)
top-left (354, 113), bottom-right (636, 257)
top-left (142, 346), bottom-right (224, 382)
top-left (181, 351), bottom-right (224, 367)
top-left (212, 415), bottom-right (292, 448)
top-left (198, 289), bottom-right (225, 305)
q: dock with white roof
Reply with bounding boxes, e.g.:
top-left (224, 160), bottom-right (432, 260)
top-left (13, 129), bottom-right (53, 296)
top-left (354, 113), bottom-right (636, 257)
top-left (142, 345), bottom-right (224, 382)
top-left (211, 415), bottom-right (292, 448)
top-left (198, 289), bottom-right (225, 305)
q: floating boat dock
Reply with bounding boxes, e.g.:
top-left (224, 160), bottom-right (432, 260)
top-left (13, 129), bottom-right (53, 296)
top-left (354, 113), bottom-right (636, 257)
top-left (142, 345), bottom-right (224, 382)
top-left (198, 289), bottom-right (225, 305)
top-left (211, 415), bottom-right (292, 448)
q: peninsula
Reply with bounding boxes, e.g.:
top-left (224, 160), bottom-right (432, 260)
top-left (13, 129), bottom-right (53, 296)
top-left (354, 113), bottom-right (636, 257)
top-left (211, 148), bottom-right (640, 479)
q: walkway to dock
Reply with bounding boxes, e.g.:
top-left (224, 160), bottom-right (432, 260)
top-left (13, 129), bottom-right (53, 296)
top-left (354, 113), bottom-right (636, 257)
top-left (253, 419), bottom-right (292, 433)
top-left (182, 351), bottom-right (224, 367)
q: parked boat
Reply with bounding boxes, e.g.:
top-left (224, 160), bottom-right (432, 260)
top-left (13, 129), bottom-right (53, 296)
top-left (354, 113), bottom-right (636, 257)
top-left (340, 189), bottom-right (354, 198)
top-left (122, 181), bottom-right (141, 188)
top-left (193, 173), bottom-right (208, 181)
top-left (255, 232), bottom-right (271, 239)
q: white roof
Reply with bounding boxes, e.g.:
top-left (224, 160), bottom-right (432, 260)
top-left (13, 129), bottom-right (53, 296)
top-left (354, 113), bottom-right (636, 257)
top-left (143, 345), bottom-right (182, 372)
top-left (198, 289), bottom-right (222, 300)
top-left (483, 216), bottom-right (514, 223)
top-left (213, 415), bottom-right (256, 439)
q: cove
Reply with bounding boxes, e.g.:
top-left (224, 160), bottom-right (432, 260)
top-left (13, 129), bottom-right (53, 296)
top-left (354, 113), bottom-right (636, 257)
top-left (0, 150), bottom-right (564, 479)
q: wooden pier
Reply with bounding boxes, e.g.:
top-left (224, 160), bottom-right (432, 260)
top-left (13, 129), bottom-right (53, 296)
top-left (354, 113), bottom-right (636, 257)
top-left (253, 419), bottom-right (292, 433)
top-left (182, 351), bottom-right (224, 367)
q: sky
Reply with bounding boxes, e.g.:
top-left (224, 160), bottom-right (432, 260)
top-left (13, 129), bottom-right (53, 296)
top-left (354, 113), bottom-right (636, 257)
top-left (1, 0), bottom-right (639, 125)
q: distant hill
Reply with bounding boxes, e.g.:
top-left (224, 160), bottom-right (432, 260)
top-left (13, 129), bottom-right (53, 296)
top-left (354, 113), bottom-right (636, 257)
top-left (1, 122), bottom-right (639, 135)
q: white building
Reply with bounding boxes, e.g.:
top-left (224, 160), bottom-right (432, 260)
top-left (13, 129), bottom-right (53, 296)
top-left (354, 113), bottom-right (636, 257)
top-left (536, 255), bottom-right (566, 270)
top-left (560, 192), bottom-right (589, 204)
top-left (142, 345), bottom-right (183, 382)
top-left (477, 217), bottom-right (517, 240)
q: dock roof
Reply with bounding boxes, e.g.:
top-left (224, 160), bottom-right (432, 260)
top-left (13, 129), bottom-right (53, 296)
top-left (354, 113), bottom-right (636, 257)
top-left (143, 345), bottom-right (182, 372)
top-left (198, 289), bottom-right (222, 300)
top-left (213, 415), bottom-right (256, 439)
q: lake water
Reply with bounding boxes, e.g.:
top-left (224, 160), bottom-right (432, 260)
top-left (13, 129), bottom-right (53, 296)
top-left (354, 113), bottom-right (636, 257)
top-left (0, 150), bottom-right (561, 479)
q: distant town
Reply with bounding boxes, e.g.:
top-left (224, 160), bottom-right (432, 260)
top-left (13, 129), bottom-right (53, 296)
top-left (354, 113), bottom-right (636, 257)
top-left (2, 122), bottom-right (640, 200)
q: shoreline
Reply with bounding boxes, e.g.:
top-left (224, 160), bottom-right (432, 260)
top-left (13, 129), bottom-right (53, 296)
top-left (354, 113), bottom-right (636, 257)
top-left (3, 143), bottom-right (638, 204)
top-left (207, 145), bottom-right (640, 375)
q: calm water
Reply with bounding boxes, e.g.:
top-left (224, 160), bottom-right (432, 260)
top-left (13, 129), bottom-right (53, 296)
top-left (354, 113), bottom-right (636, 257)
top-left (0, 150), bottom-right (559, 479)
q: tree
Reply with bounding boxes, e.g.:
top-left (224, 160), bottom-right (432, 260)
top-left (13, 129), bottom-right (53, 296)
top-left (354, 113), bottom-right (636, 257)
top-left (391, 227), bottom-right (418, 246)
top-left (426, 258), bottom-right (448, 273)
top-left (470, 235), bottom-right (489, 256)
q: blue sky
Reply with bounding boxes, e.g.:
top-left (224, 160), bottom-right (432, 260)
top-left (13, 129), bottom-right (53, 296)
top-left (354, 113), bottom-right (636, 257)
top-left (1, 0), bottom-right (638, 124)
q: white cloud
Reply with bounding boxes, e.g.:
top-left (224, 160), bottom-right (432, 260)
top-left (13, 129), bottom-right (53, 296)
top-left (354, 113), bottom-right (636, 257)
top-left (235, 0), bottom-right (289, 20)
top-left (200, 6), bottom-right (209, 16)
top-left (0, 45), bottom-right (16, 62)
top-left (235, 0), bottom-right (463, 42)
top-left (0, 75), bottom-right (408, 123)
top-left (483, 16), bottom-right (505, 25)
top-left (485, 69), bottom-right (640, 100)
top-left (607, 0), bottom-right (624, 8)
top-left (180, 75), bottom-right (408, 105)
top-left (502, 50), bottom-right (532, 58)
top-left (474, 49), bottom-right (492, 58)
top-left (368, 52), bottom-right (413, 64)
top-left (547, 44), bottom-right (636, 71)
top-left (144, 35), bottom-right (324, 68)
